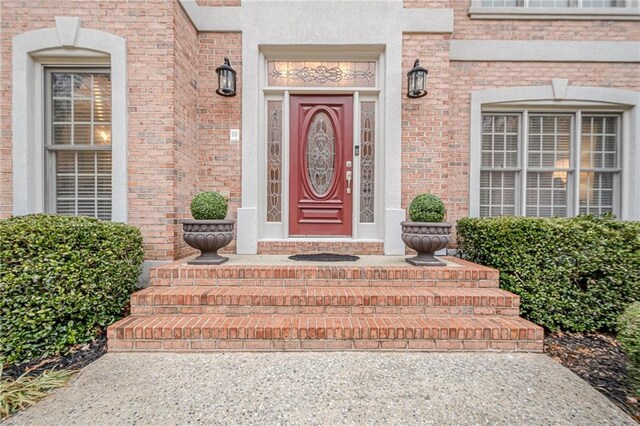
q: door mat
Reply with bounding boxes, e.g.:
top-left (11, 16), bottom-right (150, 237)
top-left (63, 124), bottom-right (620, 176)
top-left (288, 253), bottom-right (360, 262)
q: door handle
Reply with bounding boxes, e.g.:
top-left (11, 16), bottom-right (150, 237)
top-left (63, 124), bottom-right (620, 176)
top-left (346, 171), bottom-right (352, 194)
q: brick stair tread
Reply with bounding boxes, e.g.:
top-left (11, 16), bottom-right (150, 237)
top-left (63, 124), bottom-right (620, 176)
top-left (151, 257), bottom-right (499, 283)
top-left (131, 286), bottom-right (519, 307)
top-left (108, 314), bottom-right (542, 341)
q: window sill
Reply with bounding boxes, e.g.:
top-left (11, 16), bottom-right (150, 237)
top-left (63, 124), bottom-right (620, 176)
top-left (468, 6), bottom-right (640, 20)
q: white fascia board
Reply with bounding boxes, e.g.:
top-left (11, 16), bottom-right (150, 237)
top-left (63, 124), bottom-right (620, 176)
top-left (180, 0), bottom-right (453, 34)
top-left (450, 40), bottom-right (640, 62)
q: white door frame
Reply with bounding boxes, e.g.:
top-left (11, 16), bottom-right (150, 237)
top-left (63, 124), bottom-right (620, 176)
top-left (257, 50), bottom-right (384, 243)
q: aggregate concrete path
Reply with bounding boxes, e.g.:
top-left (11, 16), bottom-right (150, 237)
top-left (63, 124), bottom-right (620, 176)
top-left (5, 352), bottom-right (635, 426)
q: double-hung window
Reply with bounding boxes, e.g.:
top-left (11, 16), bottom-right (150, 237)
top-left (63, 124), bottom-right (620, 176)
top-left (45, 69), bottom-right (112, 220)
top-left (480, 111), bottom-right (621, 218)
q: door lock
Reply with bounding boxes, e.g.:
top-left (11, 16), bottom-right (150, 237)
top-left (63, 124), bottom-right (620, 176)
top-left (346, 161), bottom-right (352, 168)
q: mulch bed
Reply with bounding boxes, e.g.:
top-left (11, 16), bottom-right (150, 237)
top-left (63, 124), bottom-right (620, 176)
top-left (2, 332), bottom-right (107, 380)
top-left (545, 331), bottom-right (639, 422)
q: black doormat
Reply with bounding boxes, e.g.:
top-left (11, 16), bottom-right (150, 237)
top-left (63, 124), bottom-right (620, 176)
top-left (288, 253), bottom-right (360, 262)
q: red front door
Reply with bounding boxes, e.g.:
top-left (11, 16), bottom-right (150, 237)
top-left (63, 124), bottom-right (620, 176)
top-left (289, 96), bottom-right (353, 236)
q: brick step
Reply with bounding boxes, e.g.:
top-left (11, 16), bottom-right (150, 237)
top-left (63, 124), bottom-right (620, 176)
top-left (107, 314), bottom-right (543, 352)
top-left (150, 257), bottom-right (499, 288)
top-left (130, 287), bottom-right (520, 316)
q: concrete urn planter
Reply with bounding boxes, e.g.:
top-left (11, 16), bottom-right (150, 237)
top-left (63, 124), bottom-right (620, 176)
top-left (182, 219), bottom-right (235, 265)
top-left (401, 222), bottom-right (452, 267)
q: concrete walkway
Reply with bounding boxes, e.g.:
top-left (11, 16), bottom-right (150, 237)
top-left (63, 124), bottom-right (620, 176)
top-left (5, 353), bottom-right (634, 425)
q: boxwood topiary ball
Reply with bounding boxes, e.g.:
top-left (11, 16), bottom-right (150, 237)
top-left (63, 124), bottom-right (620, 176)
top-left (190, 192), bottom-right (228, 220)
top-left (408, 193), bottom-right (446, 222)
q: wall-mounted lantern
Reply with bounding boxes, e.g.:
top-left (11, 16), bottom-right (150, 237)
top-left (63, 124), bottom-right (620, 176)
top-left (406, 59), bottom-right (428, 99)
top-left (216, 57), bottom-right (237, 97)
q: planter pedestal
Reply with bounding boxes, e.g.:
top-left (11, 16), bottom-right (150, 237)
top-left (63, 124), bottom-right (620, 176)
top-left (401, 222), bottom-right (452, 267)
top-left (182, 219), bottom-right (235, 265)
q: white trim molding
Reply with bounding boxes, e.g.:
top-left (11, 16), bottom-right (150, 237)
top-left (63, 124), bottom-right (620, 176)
top-left (469, 83), bottom-right (640, 220)
top-left (179, 1), bottom-right (454, 33)
top-left (450, 40), bottom-right (640, 62)
top-left (468, 6), bottom-right (640, 20)
top-left (12, 17), bottom-right (128, 222)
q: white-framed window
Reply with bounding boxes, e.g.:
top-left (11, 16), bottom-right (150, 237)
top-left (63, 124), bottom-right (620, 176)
top-left (45, 68), bottom-right (112, 220)
top-left (480, 110), bottom-right (622, 218)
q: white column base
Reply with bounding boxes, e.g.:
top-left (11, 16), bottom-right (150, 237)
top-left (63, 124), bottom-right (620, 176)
top-left (384, 208), bottom-right (406, 255)
top-left (236, 207), bottom-right (258, 254)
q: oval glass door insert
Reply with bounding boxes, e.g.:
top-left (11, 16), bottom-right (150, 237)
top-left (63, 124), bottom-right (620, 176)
top-left (306, 112), bottom-right (336, 196)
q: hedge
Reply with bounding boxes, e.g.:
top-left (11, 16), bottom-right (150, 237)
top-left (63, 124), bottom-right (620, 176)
top-left (618, 302), bottom-right (640, 397)
top-left (408, 194), bottom-right (446, 223)
top-left (190, 191), bottom-right (228, 220)
top-left (0, 214), bottom-right (144, 365)
top-left (457, 216), bottom-right (640, 332)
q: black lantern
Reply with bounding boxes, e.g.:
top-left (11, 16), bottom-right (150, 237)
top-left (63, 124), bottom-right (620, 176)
top-left (216, 57), bottom-right (237, 97)
top-left (407, 59), bottom-right (428, 99)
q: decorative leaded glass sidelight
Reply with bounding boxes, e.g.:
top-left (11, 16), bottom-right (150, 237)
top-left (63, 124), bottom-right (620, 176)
top-left (360, 102), bottom-right (375, 223)
top-left (306, 112), bottom-right (336, 196)
top-left (268, 61), bottom-right (376, 87)
top-left (266, 101), bottom-right (283, 222)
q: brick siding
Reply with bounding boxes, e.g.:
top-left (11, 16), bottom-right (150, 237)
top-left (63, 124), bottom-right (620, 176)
top-left (1, 0), bottom-right (638, 260)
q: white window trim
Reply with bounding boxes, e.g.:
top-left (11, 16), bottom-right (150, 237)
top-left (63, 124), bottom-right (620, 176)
top-left (12, 17), bottom-right (128, 222)
top-left (469, 0), bottom-right (640, 20)
top-left (470, 82), bottom-right (640, 220)
top-left (480, 110), bottom-right (623, 217)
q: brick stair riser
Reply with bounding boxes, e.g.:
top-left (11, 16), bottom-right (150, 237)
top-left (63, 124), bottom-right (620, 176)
top-left (131, 291), bottom-right (518, 308)
top-left (109, 339), bottom-right (543, 352)
top-left (149, 261), bottom-right (500, 286)
top-left (108, 321), bottom-right (543, 342)
top-left (149, 278), bottom-right (500, 288)
top-left (131, 305), bottom-right (520, 316)
top-left (131, 286), bottom-right (520, 308)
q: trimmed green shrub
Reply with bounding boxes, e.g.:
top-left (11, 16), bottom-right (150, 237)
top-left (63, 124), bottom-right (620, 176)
top-left (190, 192), bottom-right (228, 220)
top-left (457, 216), bottom-right (640, 332)
top-left (0, 214), bottom-right (144, 365)
top-left (618, 302), bottom-right (640, 397)
top-left (408, 194), bottom-right (446, 223)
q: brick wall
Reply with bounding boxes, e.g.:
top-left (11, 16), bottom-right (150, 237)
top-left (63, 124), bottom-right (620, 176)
top-left (446, 61), bottom-right (640, 223)
top-left (2, 0), bottom-right (638, 260)
top-left (399, 0), bottom-right (639, 227)
top-left (451, 0), bottom-right (639, 41)
top-left (0, 0), bottom-right (197, 261)
top-left (405, 0), bottom-right (639, 41)
top-left (173, 1), bottom-right (200, 259)
top-left (402, 34), bottom-right (452, 213)
top-left (196, 32), bottom-right (242, 253)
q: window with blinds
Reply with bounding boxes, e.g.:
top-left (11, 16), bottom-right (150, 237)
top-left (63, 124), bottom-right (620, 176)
top-left (579, 116), bottom-right (620, 215)
top-left (46, 69), bottom-right (112, 220)
top-left (480, 111), bottom-right (621, 218)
